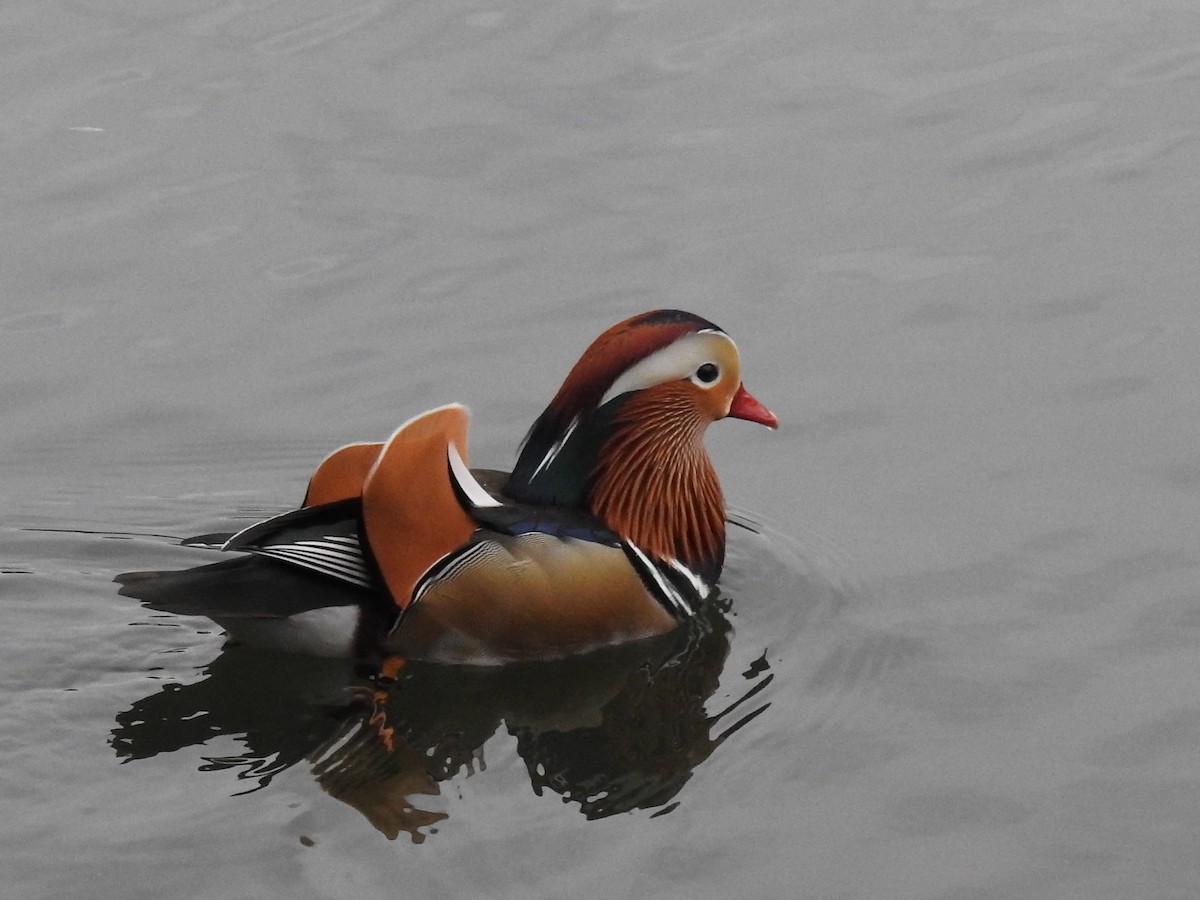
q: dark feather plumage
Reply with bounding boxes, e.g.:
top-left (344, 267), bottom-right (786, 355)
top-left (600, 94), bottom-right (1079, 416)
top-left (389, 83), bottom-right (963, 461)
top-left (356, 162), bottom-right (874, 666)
top-left (117, 556), bottom-right (369, 619)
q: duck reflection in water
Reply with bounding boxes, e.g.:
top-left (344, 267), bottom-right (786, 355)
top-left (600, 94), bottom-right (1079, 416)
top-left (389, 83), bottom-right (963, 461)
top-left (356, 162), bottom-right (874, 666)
top-left (112, 593), bottom-right (770, 842)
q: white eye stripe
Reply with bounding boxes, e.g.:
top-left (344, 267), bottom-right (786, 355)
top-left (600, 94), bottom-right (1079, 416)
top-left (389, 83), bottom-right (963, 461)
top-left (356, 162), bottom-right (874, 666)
top-left (599, 332), bottom-right (737, 407)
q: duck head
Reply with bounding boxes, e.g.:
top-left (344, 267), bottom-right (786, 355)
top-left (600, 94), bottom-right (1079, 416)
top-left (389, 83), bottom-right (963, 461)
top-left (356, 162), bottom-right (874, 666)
top-left (508, 309), bottom-right (776, 582)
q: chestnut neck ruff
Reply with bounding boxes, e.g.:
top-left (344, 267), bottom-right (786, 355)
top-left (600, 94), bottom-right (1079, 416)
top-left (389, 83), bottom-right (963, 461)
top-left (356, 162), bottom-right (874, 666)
top-left (586, 383), bottom-right (726, 581)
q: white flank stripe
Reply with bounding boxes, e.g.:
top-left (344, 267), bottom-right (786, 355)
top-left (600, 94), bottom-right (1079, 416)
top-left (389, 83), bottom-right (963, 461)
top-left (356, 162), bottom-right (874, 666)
top-left (448, 442), bottom-right (502, 508)
top-left (667, 558), bottom-right (710, 599)
top-left (626, 541), bottom-right (691, 616)
top-left (258, 548), bottom-right (365, 579)
top-left (251, 540), bottom-right (372, 588)
top-left (409, 542), bottom-right (493, 609)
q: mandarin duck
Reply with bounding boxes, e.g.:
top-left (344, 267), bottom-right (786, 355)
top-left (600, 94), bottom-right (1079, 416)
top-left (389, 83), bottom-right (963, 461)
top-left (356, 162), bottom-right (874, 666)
top-left (118, 310), bottom-right (776, 664)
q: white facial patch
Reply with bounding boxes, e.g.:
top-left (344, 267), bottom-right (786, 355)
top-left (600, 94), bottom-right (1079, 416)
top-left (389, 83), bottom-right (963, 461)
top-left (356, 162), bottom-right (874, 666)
top-left (598, 330), bottom-right (738, 408)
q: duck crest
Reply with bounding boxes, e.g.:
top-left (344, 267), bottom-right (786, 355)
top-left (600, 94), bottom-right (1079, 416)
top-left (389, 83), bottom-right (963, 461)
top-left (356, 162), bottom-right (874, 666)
top-left (508, 310), bottom-right (722, 507)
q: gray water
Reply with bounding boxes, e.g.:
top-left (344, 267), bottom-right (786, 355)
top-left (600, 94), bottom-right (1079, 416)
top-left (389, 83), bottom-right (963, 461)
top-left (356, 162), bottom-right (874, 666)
top-left (5, 0), bottom-right (1200, 897)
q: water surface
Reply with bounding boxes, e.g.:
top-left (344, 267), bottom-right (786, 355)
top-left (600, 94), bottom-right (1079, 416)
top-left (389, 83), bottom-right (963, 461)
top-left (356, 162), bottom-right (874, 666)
top-left (5, 0), bottom-right (1200, 897)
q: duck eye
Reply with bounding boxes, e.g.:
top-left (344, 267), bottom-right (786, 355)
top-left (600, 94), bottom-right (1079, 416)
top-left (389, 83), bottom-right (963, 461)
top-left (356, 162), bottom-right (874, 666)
top-left (695, 363), bottom-right (720, 384)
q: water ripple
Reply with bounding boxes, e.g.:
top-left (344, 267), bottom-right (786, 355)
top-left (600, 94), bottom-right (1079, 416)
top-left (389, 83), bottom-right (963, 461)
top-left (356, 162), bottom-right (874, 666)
top-left (253, 3), bottom-right (386, 56)
top-left (1113, 42), bottom-right (1200, 86)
